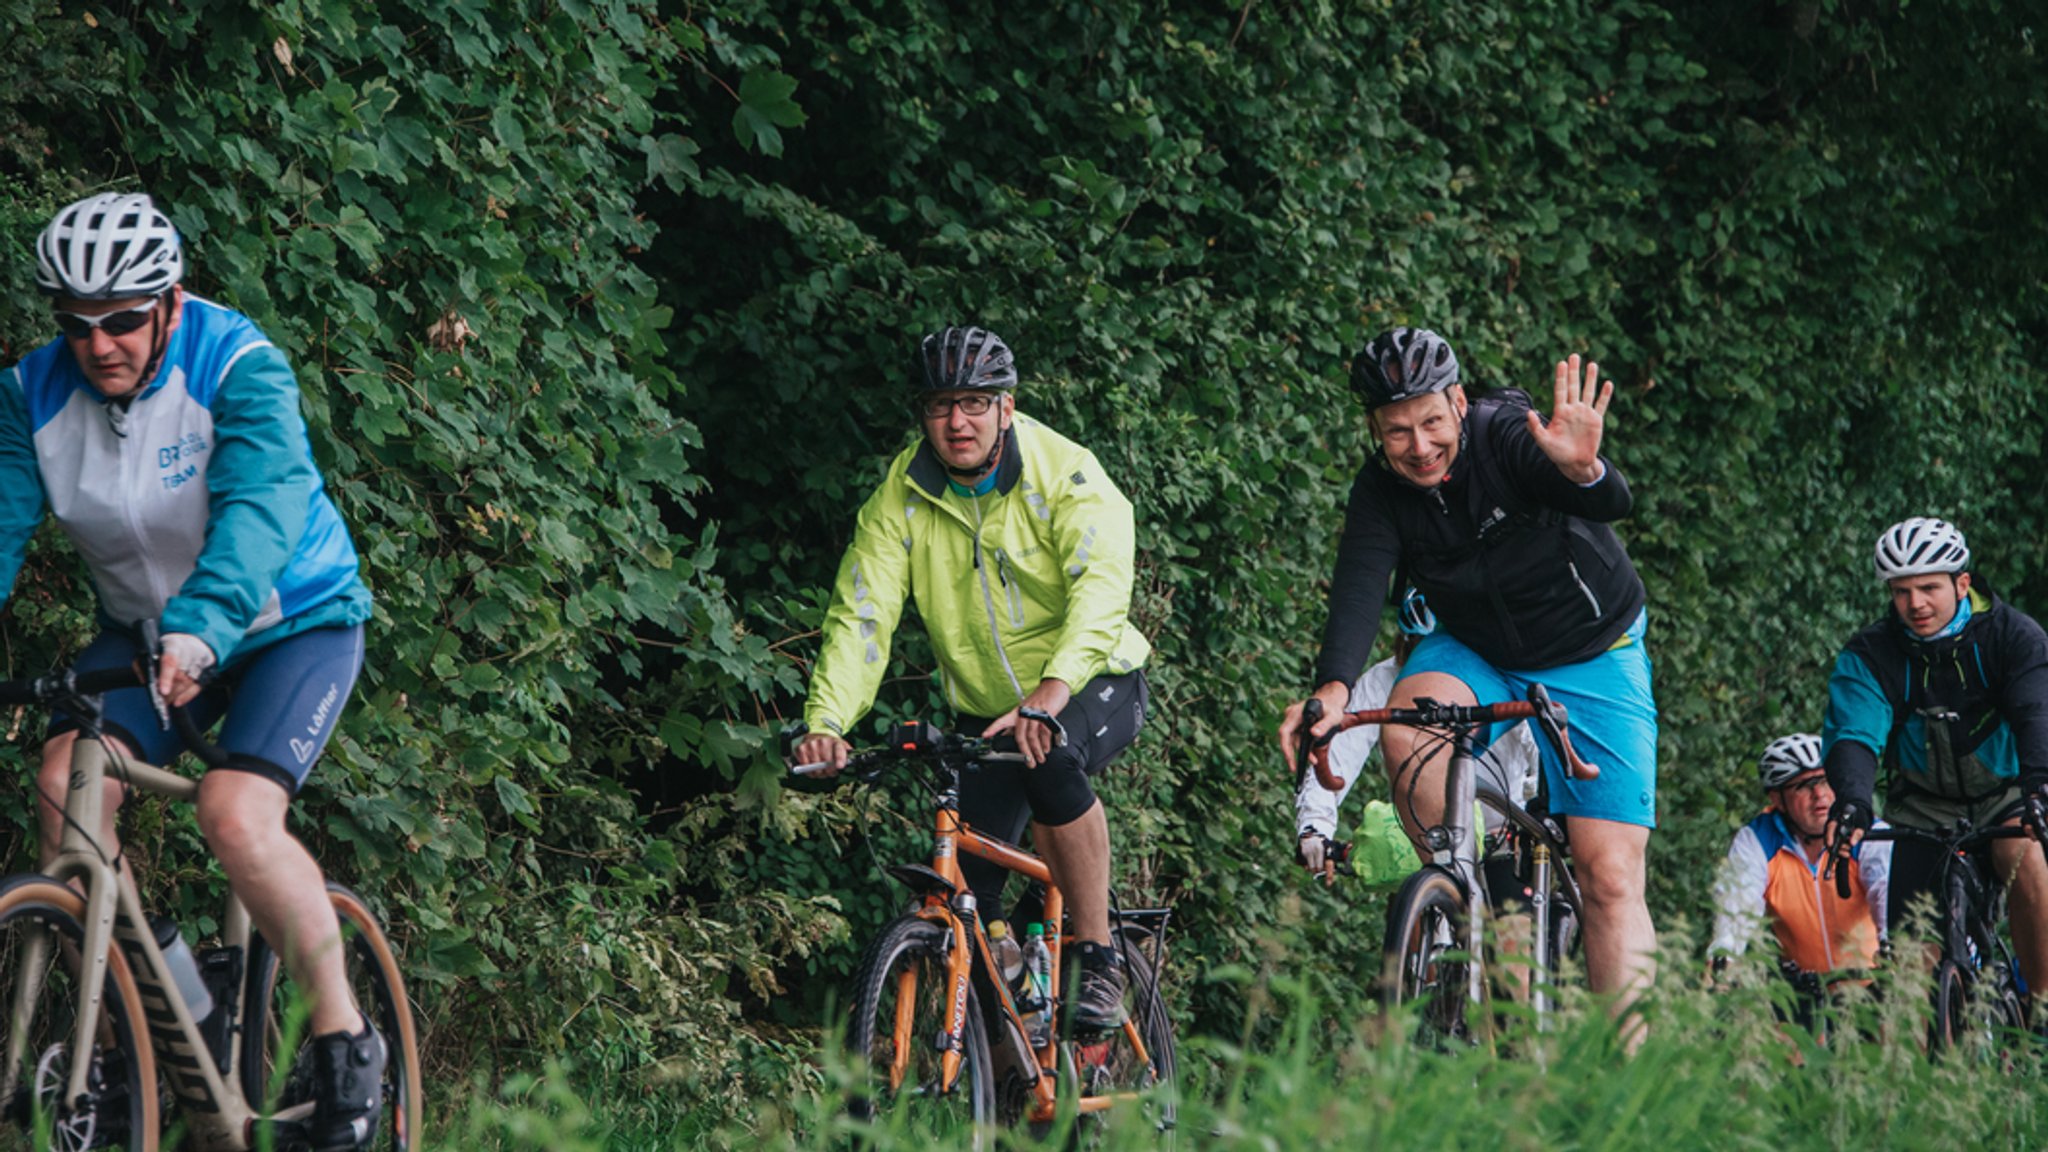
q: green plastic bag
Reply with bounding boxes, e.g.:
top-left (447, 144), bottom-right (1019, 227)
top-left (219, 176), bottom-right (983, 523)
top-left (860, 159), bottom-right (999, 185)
top-left (1346, 800), bottom-right (1487, 889)
top-left (1348, 800), bottom-right (1419, 889)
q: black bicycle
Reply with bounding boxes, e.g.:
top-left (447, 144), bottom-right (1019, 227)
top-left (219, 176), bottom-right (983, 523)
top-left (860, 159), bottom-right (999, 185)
top-left (1837, 821), bottom-right (2031, 1056)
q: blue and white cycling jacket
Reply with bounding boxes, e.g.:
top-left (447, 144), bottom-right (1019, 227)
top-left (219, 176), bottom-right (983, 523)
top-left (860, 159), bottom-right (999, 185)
top-left (0, 294), bottom-right (371, 665)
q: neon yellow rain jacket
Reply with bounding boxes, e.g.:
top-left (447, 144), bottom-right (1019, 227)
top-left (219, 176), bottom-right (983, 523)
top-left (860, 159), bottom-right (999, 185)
top-left (804, 413), bottom-right (1151, 734)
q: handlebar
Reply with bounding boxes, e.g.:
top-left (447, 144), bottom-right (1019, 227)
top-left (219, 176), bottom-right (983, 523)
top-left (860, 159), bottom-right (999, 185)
top-left (0, 664), bottom-right (229, 768)
top-left (1297, 683), bottom-right (1599, 792)
top-left (785, 720), bottom-right (1029, 782)
top-left (1827, 820), bottom-right (2033, 899)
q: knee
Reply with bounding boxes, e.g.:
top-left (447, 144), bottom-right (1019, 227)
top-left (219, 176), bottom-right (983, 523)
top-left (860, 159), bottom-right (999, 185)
top-left (196, 784), bottom-right (285, 865)
top-left (1023, 755), bottom-right (1097, 828)
top-left (1575, 852), bottom-right (1647, 911)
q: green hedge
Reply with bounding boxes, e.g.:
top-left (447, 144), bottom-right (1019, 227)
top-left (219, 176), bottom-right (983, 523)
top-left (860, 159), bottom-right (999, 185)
top-left (1, 0), bottom-right (2043, 1122)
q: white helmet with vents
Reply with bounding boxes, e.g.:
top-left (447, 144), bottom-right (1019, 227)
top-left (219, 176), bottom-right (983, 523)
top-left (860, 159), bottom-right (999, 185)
top-left (1873, 517), bottom-right (1970, 582)
top-left (1758, 733), bottom-right (1823, 791)
top-left (35, 193), bottom-right (184, 300)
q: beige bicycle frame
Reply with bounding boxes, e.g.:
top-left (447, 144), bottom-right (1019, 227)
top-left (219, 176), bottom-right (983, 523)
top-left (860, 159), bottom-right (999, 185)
top-left (8, 730), bottom-right (297, 1150)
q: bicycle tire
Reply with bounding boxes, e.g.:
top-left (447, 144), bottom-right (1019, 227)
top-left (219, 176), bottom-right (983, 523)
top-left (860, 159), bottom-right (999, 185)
top-left (1065, 925), bottom-right (1177, 1142)
top-left (847, 914), bottom-right (996, 1144)
top-left (1929, 958), bottom-right (1968, 1055)
top-left (0, 875), bottom-right (159, 1151)
top-left (1381, 867), bottom-right (1474, 1045)
top-left (243, 884), bottom-right (423, 1151)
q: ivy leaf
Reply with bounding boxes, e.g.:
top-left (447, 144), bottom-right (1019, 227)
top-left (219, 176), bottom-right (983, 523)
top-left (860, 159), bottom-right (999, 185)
top-left (731, 69), bottom-right (806, 157)
top-left (642, 132), bottom-right (700, 191)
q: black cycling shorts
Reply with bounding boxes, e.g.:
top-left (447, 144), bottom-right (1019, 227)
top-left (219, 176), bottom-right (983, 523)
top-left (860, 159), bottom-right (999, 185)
top-left (955, 669), bottom-right (1149, 905)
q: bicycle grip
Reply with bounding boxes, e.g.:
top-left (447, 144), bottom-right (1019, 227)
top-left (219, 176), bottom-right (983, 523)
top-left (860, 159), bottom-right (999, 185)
top-left (1292, 697), bottom-right (1323, 789)
top-left (1832, 849), bottom-right (1853, 900)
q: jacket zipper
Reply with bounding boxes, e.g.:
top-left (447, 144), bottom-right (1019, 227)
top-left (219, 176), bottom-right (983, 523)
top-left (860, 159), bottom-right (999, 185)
top-left (970, 495), bottom-right (1026, 702)
top-left (995, 548), bottom-right (1025, 627)
top-left (1568, 560), bottom-right (1603, 619)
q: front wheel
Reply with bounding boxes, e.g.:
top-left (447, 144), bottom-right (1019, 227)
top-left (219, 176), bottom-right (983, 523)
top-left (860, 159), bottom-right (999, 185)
top-left (0, 875), bottom-right (158, 1151)
top-left (847, 915), bottom-right (995, 1145)
top-left (243, 884), bottom-right (422, 1151)
top-left (1381, 867), bottom-right (1476, 1046)
top-left (1929, 958), bottom-right (1968, 1055)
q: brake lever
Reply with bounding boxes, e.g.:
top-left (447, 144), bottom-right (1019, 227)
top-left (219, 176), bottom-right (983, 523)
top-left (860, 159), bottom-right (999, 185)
top-left (1018, 706), bottom-right (1067, 747)
top-left (1293, 698), bottom-right (1325, 790)
top-left (138, 619), bottom-right (172, 733)
top-left (1526, 684), bottom-right (1599, 781)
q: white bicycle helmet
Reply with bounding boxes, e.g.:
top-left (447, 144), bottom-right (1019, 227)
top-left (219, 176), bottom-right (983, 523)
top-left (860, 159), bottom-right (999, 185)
top-left (35, 192), bottom-right (184, 300)
top-left (1873, 517), bottom-right (1969, 582)
top-left (1758, 733), bottom-right (1823, 791)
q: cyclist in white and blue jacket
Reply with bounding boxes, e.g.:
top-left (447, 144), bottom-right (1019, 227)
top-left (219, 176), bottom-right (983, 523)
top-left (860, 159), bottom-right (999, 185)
top-left (0, 193), bottom-right (383, 1151)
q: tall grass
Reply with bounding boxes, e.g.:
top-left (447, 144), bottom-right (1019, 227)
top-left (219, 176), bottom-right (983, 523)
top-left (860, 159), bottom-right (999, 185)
top-left (438, 934), bottom-right (2047, 1151)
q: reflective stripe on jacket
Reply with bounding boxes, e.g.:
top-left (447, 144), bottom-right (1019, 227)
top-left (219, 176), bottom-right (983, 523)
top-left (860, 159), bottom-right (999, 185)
top-left (804, 413), bottom-right (1150, 734)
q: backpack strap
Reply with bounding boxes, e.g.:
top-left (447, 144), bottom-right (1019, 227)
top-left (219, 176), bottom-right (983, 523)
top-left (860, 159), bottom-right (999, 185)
top-left (1464, 388), bottom-right (1557, 540)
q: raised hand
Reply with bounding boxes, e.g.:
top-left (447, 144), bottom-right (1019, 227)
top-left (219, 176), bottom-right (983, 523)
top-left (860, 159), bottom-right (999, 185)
top-left (1527, 353), bottom-right (1613, 484)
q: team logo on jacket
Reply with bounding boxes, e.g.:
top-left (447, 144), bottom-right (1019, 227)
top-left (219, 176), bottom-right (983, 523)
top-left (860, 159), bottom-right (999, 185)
top-left (157, 432), bottom-right (210, 491)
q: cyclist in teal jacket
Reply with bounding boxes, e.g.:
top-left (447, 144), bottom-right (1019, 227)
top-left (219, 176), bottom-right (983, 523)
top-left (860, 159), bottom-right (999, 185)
top-left (0, 194), bottom-right (383, 1150)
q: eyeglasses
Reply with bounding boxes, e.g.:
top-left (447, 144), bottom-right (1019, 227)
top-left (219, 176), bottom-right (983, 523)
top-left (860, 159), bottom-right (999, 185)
top-left (54, 298), bottom-right (160, 341)
top-left (919, 393), bottom-right (999, 419)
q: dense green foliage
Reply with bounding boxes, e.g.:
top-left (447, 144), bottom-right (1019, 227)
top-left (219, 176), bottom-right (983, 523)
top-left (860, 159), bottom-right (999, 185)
top-left (2, 0), bottom-right (2045, 1135)
top-left (661, 0), bottom-right (2048, 1054)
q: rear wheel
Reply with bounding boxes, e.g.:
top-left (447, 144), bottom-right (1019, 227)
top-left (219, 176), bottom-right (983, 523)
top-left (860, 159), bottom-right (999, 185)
top-left (1381, 868), bottom-right (1475, 1046)
top-left (847, 915), bottom-right (995, 1146)
top-left (0, 876), bottom-right (158, 1151)
top-left (1065, 926), bottom-right (1176, 1143)
top-left (243, 885), bottom-right (422, 1151)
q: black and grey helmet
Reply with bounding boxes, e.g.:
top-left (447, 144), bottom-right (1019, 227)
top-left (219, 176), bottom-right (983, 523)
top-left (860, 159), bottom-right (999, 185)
top-left (918, 326), bottom-right (1018, 393)
top-left (1352, 327), bottom-right (1460, 410)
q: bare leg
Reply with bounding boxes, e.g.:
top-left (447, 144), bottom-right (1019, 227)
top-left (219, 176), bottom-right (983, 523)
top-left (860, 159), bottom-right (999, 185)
top-left (196, 771), bottom-right (358, 1035)
top-left (1994, 825), bottom-right (2048, 1019)
top-left (1033, 800), bottom-right (1112, 946)
top-left (1381, 672), bottom-right (1479, 848)
top-left (36, 731), bottom-right (128, 870)
top-left (1568, 815), bottom-right (1655, 1041)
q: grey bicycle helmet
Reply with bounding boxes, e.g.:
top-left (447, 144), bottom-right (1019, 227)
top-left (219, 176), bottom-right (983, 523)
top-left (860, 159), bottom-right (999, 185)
top-left (1873, 518), bottom-right (1969, 582)
top-left (1352, 327), bottom-right (1460, 411)
top-left (1758, 733), bottom-right (1824, 791)
top-left (36, 192), bottom-right (184, 300)
top-left (918, 326), bottom-right (1018, 393)
top-left (1397, 587), bottom-right (1437, 637)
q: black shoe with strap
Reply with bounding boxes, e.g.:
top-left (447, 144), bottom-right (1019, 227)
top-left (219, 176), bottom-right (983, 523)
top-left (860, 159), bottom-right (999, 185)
top-left (1069, 940), bottom-right (1129, 1032)
top-left (308, 1014), bottom-right (385, 1151)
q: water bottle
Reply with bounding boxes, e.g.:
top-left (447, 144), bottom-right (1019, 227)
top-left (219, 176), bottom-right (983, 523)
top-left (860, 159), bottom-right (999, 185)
top-left (987, 919), bottom-right (1024, 988)
top-left (150, 915), bottom-right (214, 1023)
top-left (1019, 922), bottom-right (1054, 1047)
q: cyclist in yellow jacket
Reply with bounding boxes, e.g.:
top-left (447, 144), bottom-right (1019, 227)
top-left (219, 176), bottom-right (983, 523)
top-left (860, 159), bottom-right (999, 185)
top-left (792, 326), bottom-right (1151, 1030)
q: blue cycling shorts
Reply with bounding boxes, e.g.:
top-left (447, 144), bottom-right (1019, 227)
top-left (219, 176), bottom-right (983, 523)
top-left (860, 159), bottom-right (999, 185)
top-left (51, 625), bottom-right (365, 796)
top-left (1399, 610), bottom-right (1659, 827)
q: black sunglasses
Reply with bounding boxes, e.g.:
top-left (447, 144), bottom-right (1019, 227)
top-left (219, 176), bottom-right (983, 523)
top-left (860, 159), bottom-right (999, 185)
top-left (54, 298), bottom-right (160, 341)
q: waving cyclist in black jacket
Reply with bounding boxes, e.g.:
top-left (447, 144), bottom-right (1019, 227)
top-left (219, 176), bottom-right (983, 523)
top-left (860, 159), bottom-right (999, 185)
top-left (1280, 328), bottom-right (1659, 1010)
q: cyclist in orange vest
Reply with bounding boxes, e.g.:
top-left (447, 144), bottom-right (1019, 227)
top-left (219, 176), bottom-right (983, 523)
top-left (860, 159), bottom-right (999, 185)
top-left (1712, 734), bottom-right (1890, 976)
